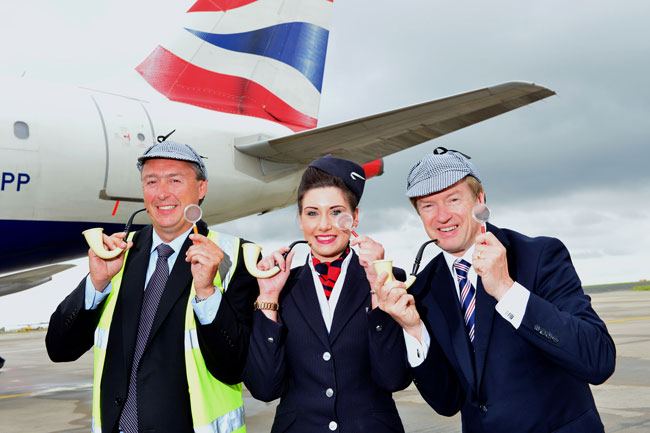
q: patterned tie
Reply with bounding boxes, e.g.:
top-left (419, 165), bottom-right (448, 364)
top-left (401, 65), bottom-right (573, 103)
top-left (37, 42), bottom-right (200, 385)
top-left (454, 259), bottom-right (476, 345)
top-left (119, 243), bottom-right (174, 433)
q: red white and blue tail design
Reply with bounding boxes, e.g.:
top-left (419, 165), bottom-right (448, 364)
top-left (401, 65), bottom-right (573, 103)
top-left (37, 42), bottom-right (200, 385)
top-left (136, 0), bottom-right (334, 132)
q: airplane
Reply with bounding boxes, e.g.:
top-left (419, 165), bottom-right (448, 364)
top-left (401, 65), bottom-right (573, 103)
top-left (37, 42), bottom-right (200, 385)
top-left (0, 0), bottom-right (554, 296)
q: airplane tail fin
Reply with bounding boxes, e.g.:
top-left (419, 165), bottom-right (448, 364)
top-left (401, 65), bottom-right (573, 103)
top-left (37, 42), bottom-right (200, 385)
top-left (136, 0), bottom-right (333, 132)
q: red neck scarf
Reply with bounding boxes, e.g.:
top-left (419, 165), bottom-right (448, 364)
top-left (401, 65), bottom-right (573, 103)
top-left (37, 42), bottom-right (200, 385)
top-left (312, 247), bottom-right (351, 299)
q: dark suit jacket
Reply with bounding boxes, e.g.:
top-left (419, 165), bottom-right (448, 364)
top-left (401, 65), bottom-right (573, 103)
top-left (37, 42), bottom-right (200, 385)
top-left (409, 223), bottom-right (616, 433)
top-left (46, 221), bottom-right (258, 433)
top-left (244, 252), bottom-right (410, 433)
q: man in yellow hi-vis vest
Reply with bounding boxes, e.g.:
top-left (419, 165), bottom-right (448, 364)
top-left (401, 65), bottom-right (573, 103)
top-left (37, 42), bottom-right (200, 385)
top-left (46, 140), bottom-right (258, 433)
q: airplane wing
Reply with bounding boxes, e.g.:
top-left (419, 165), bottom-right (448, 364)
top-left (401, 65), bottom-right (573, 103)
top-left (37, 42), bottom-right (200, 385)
top-left (235, 82), bottom-right (555, 165)
top-left (0, 264), bottom-right (76, 297)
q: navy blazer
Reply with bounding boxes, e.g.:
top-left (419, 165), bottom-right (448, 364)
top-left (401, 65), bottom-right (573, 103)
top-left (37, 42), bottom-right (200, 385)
top-left (244, 252), bottom-right (411, 433)
top-left (46, 221), bottom-right (258, 433)
top-left (409, 223), bottom-right (616, 433)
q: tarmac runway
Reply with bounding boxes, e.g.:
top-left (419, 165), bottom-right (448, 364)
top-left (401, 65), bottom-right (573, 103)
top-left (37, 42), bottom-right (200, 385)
top-left (1, 289), bottom-right (649, 433)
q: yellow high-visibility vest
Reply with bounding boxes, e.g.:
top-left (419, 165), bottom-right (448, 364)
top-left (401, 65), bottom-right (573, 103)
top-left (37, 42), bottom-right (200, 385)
top-left (91, 230), bottom-right (245, 433)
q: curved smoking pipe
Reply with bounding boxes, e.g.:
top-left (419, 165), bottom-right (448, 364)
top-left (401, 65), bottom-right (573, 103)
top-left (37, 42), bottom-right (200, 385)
top-left (82, 208), bottom-right (147, 259)
top-left (242, 240), bottom-right (308, 279)
top-left (404, 239), bottom-right (438, 289)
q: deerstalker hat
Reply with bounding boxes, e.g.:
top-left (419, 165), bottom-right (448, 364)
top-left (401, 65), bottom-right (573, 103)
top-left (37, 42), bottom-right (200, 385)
top-left (405, 147), bottom-right (481, 197)
top-left (137, 140), bottom-right (208, 180)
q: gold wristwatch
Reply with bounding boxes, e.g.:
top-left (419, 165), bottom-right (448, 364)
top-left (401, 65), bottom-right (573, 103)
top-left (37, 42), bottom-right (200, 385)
top-left (253, 301), bottom-right (279, 311)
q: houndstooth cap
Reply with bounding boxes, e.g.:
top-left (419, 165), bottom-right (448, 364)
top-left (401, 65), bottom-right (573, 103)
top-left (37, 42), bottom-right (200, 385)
top-left (405, 147), bottom-right (481, 198)
top-left (137, 140), bottom-right (208, 180)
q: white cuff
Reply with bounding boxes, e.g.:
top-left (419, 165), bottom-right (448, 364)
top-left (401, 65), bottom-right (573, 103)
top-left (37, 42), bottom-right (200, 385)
top-left (191, 289), bottom-right (223, 325)
top-left (84, 276), bottom-right (112, 310)
top-left (495, 282), bottom-right (530, 329)
top-left (403, 321), bottom-right (431, 367)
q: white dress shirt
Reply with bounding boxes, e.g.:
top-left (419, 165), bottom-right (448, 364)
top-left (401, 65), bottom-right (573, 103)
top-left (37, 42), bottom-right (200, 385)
top-left (404, 241), bottom-right (530, 367)
top-left (307, 251), bottom-right (354, 333)
top-left (84, 226), bottom-right (223, 325)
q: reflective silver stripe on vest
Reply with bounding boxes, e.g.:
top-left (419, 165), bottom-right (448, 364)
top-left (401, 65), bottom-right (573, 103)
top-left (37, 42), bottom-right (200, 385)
top-left (91, 417), bottom-right (102, 433)
top-left (184, 328), bottom-right (200, 351)
top-left (194, 406), bottom-right (245, 433)
top-left (94, 327), bottom-right (110, 350)
top-left (215, 233), bottom-right (236, 291)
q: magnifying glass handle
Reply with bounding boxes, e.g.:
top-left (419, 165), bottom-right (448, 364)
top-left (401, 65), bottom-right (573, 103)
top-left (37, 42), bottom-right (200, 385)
top-left (193, 224), bottom-right (198, 235)
top-left (480, 225), bottom-right (486, 244)
top-left (351, 230), bottom-right (358, 237)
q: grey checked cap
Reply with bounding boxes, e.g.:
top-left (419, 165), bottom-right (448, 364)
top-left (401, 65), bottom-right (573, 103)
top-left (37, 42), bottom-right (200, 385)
top-left (405, 147), bottom-right (481, 198)
top-left (137, 140), bottom-right (208, 180)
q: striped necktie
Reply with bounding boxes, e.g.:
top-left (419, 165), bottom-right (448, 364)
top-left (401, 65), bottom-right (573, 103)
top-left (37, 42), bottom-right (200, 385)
top-left (119, 243), bottom-right (174, 433)
top-left (312, 247), bottom-right (350, 299)
top-left (454, 259), bottom-right (476, 345)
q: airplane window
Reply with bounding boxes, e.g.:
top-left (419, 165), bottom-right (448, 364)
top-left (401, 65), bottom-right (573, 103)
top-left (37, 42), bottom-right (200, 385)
top-left (14, 121), bottom-right (29, 139)
top-left (137, 133), bottom-right (145, 142)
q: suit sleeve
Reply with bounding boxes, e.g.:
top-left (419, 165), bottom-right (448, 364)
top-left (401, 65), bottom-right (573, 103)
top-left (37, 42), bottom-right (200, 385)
top-left (45, 277), bottom-right (104, 362)
top-left (367, 308), bottom-right (412, 392)
top-left (409, 329), bottom-right (465, 417)
top-left (243, 310), bottom-right (288, 402)
top-left (516, 237), bottom-right (616, 384)
top-left (196, 239), bottom-right (259, 385)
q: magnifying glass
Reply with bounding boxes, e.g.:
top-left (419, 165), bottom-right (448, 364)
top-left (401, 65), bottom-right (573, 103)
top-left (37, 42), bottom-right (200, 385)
top-left (334, 212), bottom-right (358, 237)
top-left (472, 203), bottom-right (490, 246)
top-left (472, 203), bottom-right (490, 234)
top-left (184, 204), bottom-right (202, 235)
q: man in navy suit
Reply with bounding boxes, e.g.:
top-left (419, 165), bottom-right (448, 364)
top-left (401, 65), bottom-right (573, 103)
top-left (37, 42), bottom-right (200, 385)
top-left (375, 147), bottom-right (616, 432)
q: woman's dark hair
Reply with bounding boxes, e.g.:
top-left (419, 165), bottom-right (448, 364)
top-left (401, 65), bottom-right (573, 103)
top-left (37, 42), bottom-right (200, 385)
top-left (297, 167), bottom-right (359, 212)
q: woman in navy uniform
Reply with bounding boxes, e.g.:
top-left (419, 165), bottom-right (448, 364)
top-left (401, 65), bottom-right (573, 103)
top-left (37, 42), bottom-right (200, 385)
top-left (244, 156), bottom-right (410, 432)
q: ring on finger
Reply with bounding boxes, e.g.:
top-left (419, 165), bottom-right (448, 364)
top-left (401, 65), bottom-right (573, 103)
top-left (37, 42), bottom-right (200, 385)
top-left (369, 290), bottom-right (377, 295)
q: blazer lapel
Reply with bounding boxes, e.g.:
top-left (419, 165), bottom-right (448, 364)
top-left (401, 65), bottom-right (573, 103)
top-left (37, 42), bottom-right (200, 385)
top-left (474, 223), bottom-right (513, 390)
top-left (119, 226), bottom-right (151, 369)
top-left (288, 261), bottom-right (331, 348)
top-left (329, 254), bottom-right (368, 345)
top-left (473, 278), bottom-right (495, 389)
top-left (426, 256), bottom-right (477, 391)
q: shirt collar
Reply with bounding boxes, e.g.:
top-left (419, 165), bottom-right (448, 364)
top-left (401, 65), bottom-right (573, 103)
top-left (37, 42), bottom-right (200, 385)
top-left (442, 244), bottom-right (476, 275)
top-left (151, 226), bottom-right (194, 254)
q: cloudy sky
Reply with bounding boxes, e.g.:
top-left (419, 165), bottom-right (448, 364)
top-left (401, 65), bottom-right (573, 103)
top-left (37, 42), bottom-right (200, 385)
top-left (1, 0), bottom-right (649, 327)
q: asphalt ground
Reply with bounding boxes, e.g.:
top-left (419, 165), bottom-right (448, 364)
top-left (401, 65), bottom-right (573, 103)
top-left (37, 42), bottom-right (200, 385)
top-left (1, 289), bottom-right (648, 433)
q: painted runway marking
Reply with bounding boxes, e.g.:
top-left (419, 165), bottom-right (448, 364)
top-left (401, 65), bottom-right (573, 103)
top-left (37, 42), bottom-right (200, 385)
top-left (605, 316), bottom-right (650, 324)
top-left (0, 384), bottom-right (91, 400)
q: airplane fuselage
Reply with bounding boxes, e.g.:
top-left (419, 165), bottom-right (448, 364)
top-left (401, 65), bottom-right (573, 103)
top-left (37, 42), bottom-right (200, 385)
top-left (1, 77), bottom-right (302, 273)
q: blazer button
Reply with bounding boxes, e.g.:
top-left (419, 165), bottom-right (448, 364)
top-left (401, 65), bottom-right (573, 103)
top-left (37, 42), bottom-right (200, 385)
top-left (479, 404), bottom-right (488, 414)
top-left (323, 351), bottom-right (331, 361)
top-left (329, 421), bottom-right (338, 431)
top-left (533, 324), bottom-right (540, 332)
top-left (375, 325), bottom-right (383, 332)
top-left (267, 337), bottom-right (275, 343)
top-left (114, 396), bottom-right (123, 406)
top-left (326, 388), bottom-right (334, 398)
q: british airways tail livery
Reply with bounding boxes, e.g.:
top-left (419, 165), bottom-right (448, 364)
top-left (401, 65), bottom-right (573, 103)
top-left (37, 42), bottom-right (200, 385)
top-left (0, 0), bottom-right (554, 295)
top-left (137, 0), bottom-right (331, 132)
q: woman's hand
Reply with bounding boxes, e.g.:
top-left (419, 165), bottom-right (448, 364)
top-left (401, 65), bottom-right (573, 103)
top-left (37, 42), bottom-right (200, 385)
top-left (256, 247), bottom-right (295, 302)
top-left (351, 235), bottom-right (385, 287)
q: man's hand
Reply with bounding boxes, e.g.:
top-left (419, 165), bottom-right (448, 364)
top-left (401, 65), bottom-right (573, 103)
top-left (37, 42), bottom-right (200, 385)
top-left (351, 235), bottom-right (385, 286)
top-left (186, 233), bottom-right (224, 300)
top-left (473, 232), bottom-right (514, 301)
top-left (374, 272), bottom-right (423, 341)
top-left (89, 232), bottom-right (133, 291)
